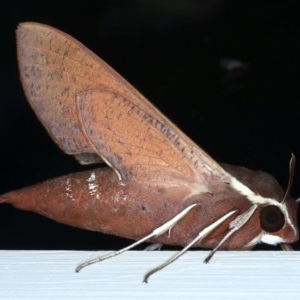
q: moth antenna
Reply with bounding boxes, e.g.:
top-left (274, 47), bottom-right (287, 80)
top-left (143, 209), bottom-right (237, 283)
top-left (282, 153), bottom-right (296, 203)
top-left (279, 153), bottom-right (298, 251)
top-left (75, 203), bottom-right (199, 273)
top-left (204, 205), bottom-right (258, 264)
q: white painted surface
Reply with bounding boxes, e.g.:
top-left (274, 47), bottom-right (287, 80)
top-left (0, 250), bottom-right (299, 299)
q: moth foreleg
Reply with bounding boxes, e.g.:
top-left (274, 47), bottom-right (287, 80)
top-left (204, 204), bottom-right (258, 263)
top-left (143, 209), bottom-right (237, 283)
top-left (75, 203), bottom-right (199, 273)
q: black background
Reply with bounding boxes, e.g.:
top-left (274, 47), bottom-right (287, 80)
top-left (0, 0), bottom-right (299, 251)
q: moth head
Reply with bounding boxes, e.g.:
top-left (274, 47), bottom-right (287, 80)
top-left (257, 196), bottom-right (298, 247)
top-left (245, 154), bottom-right (299, 248)
top-left (259, 154), bottom-right (299, 245)
top-left (223, 154), bottom-right (298, 249)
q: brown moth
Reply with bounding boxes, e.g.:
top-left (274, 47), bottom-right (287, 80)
top-left (0, 22), bottom-right (298, 282)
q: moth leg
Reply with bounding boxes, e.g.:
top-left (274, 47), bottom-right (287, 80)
top-left (75, 203), bottom-right (199, 273)
top-left (280, 243), bottom-right (293, 251)
top-left (143, 209), bottom-right (237, 283)
top-left (144, 243), bottom-right (163, 251)
top-left (204, 204), bottom-right (258, 263)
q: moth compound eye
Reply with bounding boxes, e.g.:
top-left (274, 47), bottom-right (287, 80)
top-left (260, 205), bottom-right (285, 233)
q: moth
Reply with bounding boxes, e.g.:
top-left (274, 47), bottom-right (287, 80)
top-left (0, 22), bottom-right (298, 282)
